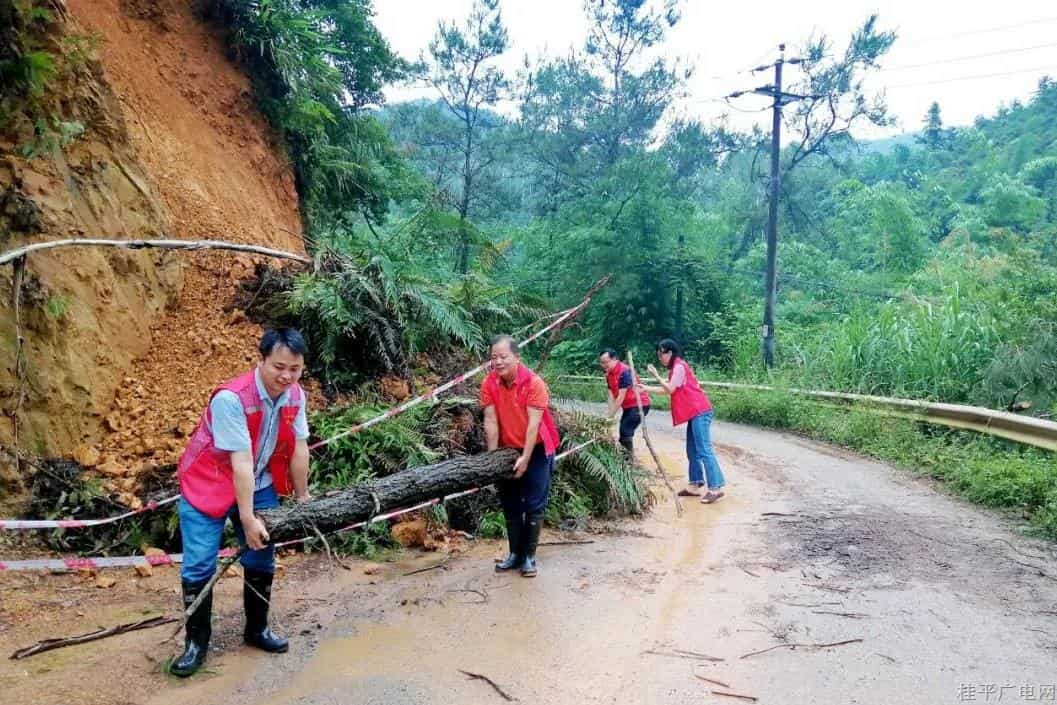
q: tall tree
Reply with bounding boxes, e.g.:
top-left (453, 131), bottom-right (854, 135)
top-left (781, 16), bottom-right (896, 175)
top-left (583, 0), bottom-right (684, 167)
top-left (918, 101), bottom-right (948, 151)
top-left (425, 0), bottom-right (509, 273)
top-left (516, 1), bottom-right (691, 318)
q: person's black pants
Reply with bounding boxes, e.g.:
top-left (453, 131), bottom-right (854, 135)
top-left (618, 405), bottom-right (650, 453)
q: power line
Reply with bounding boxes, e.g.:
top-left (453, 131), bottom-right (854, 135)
top-left (878, 41), bottom-right (1057, 73)
top-left (901, 15), bottom-right (1057, 46)
top-left (685, 33), bottom-right (1055, 108)
top-left (708, 97), bottom-right (771, 114)
top-left (886, 64), bottom-right (1057, 89)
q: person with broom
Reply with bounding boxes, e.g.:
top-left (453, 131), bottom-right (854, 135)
top-left (637, 339), bottom-right (726, 504)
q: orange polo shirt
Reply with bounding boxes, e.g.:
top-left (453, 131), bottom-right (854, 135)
top-left (479, 367), bottom-right (551, 450)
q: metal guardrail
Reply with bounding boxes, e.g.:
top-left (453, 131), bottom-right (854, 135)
top-left (554, 375), bottom-right (1057, 452)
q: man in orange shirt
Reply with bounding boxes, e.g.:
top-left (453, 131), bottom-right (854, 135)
top-left (479, 335), bottom-right (560, 577)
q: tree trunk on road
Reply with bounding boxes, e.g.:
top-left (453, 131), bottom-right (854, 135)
top-left (258, 449), bottom-right (520, 542)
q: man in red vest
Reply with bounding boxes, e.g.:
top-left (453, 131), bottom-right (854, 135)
top-left (598, 348), bottom-right (651, 454)
top-left (170, 328), bottom-right (312, 677)
top-left (480, 334), bottom-right (560, 577)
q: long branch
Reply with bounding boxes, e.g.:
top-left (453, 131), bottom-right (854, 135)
top-left (627, 351), bottom-right (683, 517)
top-left (11, 616), bottom-right (177, 660)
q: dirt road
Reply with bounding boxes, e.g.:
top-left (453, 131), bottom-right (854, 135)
top-left (4, 411), bottom-right (1057, 704)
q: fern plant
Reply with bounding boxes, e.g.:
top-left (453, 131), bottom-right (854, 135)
top-left (288, 234), bottom-right (487, 387)
top-left (309, 402), bottom-right (439, 492)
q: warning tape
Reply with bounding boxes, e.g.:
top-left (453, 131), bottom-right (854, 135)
top-left (0, 291), bottom-right (598, 532)
top-left (0, 496), bottom-right (180, 531)
top-left (307, 298), bottom-right (590, 450)
top-left (0, 441), bottom-right (599, 572)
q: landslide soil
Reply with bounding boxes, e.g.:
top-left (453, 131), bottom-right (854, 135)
top-left (2, 0), bottom-right (305, 509)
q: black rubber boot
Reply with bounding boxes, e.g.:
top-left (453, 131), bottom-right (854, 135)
top-left (619, 436), bottom-right (634, 455)
top-left (243, 569), bottom-right (288, 653)
top-left (520, 512), bottom-right (543, 577)
top-left (495, 513), bottom-right (524, 572)
top-left (170, 579), bottom-right (212, 677)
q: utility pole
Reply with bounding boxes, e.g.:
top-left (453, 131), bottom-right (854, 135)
top-left (727, 45), bottom-right (810, 368)
top-left (760, 46), bottom-right (784, 369)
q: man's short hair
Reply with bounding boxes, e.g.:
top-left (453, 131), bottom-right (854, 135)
top-left (490, 334), bottom-right (519, 355)
top-left (599, 348), bottom-right (619, 360)
top-left (260, 327), bottom-right (307, 358)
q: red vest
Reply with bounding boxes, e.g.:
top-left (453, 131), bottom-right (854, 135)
top-left (668, 357), bottom-right (712, 426)
top-left (606, 361), bottom-right (651, 410)
top-left (178, 370), bottom-right (303, 518)
top-left (481, 365), bottom-right (561, 455)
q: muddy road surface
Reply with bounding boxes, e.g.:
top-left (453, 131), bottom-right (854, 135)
top-left (3, 410), bottom-right (1056, 705)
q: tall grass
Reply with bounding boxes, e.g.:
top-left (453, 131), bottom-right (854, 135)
top-left (802, 285), bottom-right (1002, 402)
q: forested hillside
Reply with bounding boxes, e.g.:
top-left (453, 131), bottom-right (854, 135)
top-left (215, 0), bottom-right (1055, 415)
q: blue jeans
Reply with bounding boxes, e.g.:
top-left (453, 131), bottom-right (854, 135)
top-left (686, 411), bottom-right (725, 490)
top-left (179, 485), bottom-right (279, 583)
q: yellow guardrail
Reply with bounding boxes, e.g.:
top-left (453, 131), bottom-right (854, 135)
top-left (554, 375), bottom-right (1057, 452)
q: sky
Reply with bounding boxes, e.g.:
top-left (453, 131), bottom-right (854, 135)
top-left (372, 0), bottom-right (1057, 139)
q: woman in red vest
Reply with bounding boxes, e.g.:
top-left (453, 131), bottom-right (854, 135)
top-left (641, 339), bottom-right (726, 504)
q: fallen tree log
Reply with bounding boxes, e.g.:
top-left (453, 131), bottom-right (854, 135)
top-left (258, 449), bottom-right (520, 542)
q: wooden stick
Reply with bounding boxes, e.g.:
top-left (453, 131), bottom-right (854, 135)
top-left (459, 669), bottom-right (516, 701)
top-left (403, 554), bottom-right (452, 576)
top-left (11, 616), bottom-right (177, 659)
top-left (739, 638), bottom-right (863, 660)
top-left (446, 588), bottom-right (488, 604)
top-left (0, 238), bottom-right (311, 267)
top-left (811, 610), bottom-right (869, 619)
top-left (673, 648), bottom-right (725, 661)
top-left (626, 350), bottom-right (683, 516)
top-left (538, 539), bottom-right (595, 546)
top-left (802, 582), bottom-right (852, 593)
top-left (644, 648), bottom-right (724, 662)
top-left (709, 690), bottom-right (759, 702)
top-left (693, 674), bottom-right (732, 688)
top-left (167, 548), bottom-right (246, 641)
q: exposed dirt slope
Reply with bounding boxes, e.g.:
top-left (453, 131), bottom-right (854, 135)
top-left (1, 0), bottom-right (304, 506)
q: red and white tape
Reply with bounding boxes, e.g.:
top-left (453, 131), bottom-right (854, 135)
top-left (307, 299), bottom-right (589, 450)
top-left (0, 496), bottom-right (179, 531)
top-left (1, 296), bottom-right (595, 532)
top-left (0, 441), bottom-right (599, 572)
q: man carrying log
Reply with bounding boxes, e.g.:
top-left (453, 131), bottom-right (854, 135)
top-left (170, 327), bottom-right (312, 677)
top-left (598, 348), bottom-right (651, 455)
top-left (480, 334), bottom-right (560, 578)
